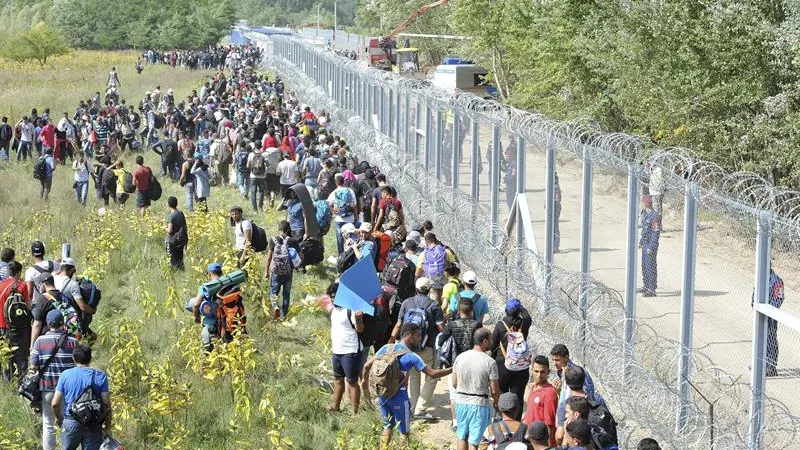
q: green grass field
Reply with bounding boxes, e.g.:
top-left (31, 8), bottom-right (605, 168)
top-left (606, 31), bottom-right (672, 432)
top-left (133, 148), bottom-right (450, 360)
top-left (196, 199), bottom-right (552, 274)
top-left (0, 53), bottom-right (443, 450)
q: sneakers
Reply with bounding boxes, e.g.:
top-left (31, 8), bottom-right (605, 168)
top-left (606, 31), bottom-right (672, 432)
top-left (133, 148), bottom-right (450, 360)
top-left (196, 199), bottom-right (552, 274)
top-left (414, 412), bottom-right (436, 421)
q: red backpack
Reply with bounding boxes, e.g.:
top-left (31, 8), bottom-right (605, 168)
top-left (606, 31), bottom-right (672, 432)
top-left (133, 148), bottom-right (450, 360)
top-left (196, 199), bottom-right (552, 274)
top-left (372, 231), bottom-right (392, 272)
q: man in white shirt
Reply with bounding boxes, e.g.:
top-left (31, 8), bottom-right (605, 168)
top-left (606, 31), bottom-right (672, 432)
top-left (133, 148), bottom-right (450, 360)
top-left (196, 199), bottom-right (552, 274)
top-left (17, 116), bottom-right (35, 161)
top-left (276, 152), bottom-right (299, 197)
top-left (327, 174), bottom-right (358, 255)
top-left (24, 241), bottom-right (60, 298)
top-left (52, 258), bottom-right (96, 340)
top-left (230, 206), bottom-right (252, 267)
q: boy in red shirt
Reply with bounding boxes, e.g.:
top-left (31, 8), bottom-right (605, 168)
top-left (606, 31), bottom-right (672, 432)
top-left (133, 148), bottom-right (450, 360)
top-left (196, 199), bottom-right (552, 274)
top-left (523, 355), bottom-right (559, 447)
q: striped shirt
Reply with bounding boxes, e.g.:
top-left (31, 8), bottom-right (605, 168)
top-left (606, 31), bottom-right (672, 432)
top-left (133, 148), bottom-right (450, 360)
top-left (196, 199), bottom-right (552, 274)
top-left (29, 330), bottom-right (79, 392)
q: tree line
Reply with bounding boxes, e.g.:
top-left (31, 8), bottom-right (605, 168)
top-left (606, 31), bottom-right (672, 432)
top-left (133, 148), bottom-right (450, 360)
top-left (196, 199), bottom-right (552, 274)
top-left (0, 0), bottom-right (235, 50)
top-left (360, 0), bottom-right (800, 188)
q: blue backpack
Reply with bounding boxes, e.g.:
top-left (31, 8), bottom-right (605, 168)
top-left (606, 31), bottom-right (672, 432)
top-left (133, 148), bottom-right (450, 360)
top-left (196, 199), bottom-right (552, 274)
top-left (334, 189), bottom-right (353, 217)
top-left (403, 299), bottom-right (433, 350)
top-left (235, 151), bottom-right (249, 172)
top-left (314, 200), bottom-right (333, 232)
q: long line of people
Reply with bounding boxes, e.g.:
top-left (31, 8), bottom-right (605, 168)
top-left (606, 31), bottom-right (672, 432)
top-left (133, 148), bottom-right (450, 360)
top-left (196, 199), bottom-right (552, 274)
top-left (0, 41), bottom-right (666, 450)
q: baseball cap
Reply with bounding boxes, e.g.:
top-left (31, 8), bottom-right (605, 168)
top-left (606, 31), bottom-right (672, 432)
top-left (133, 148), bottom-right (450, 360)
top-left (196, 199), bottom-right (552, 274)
top-left (358, 222), bottom-right (373, 233)
top-left (505, 298), bottom-right (522, 313)
top-left (31, 241), bottom-right (45, 257)
top-left (207, 262), bottom-right (222, 275)
top-left (415, 277), bottom-right (431, 291)
top-left (61, 257), bottom-right (76, 269)
top-left (341, 223), bottom-right (356, 236)
top-left (406, 231), bottom-right (422, 246)
top-left (46, 309), bottom-right (64, 327)
top-left (463, 270), bottom-right (478, 285)
top-left (526, 421), bottom-right (549, 444)
top-left (498, 392), bottom-right (519, 412)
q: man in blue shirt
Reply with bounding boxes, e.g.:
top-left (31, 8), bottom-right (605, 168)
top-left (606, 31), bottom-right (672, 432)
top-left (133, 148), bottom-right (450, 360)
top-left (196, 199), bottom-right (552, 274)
top-left (52, 343), bottom-right (112, 450)
top-left (362, 322), bottom-right (451, 446)
top-left (280, 190), bottom-right (306, 239)
top-left (448, 270), bottom-right (489, 323)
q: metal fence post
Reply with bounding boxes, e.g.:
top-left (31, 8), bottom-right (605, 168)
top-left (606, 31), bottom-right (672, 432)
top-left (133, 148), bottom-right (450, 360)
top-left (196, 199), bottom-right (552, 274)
top-left (452, 112), bottom-right (461, 189)
top-left (748, 212), bottom-right (772, 450)
top-left (515, 137), bottom-right (526, 245)
top-left (415, 101), bottom-right (421, 159)
top-left (579, 145), bottom-right (593, 345)
top-left (471, 122), bottom-right (480, 200)
top-left (544, 134), bottom-right (556, 311)
top-left (394, 89), bottom-right (401, 144)
top-left (403, 93), bottom-right (410, 152)
top-left (623, 164), bottom-right (640, 377)
top-left (435, 109), bottom-right (443, 182)
top-left (677, 182), bottom-right (699, 433)
top-left (424, 105), bottom-right (432, 171)
top-left (491, 125), bottom-right (501, 246)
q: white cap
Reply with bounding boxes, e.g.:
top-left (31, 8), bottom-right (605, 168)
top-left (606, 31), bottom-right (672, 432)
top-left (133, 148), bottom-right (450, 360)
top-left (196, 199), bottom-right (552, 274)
top-left (415, 277), bottom-right (431, 291)
top-left (61, 257), bottom-right (76, 268)
top-left (358, 222), bottom-right (373, 233)
top-left (463, 270), bottom-right (478, 285)
top-left (341, 223), bottom-right (356, 236)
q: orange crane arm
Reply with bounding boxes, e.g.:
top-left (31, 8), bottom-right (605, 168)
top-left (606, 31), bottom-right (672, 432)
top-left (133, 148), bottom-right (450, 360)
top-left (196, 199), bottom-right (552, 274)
top-left (385, 0), bottom-right (450, 41)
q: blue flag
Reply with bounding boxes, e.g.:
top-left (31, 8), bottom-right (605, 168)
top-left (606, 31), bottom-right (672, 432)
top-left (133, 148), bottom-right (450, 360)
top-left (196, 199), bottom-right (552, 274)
top-left (333, 256), bottom-right (380, 315)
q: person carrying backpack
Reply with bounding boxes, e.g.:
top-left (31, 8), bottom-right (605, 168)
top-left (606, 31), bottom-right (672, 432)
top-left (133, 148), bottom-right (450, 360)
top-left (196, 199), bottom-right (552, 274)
top-left (52, 344), bottom-right (113, 450)
top-left (388, 277), bottom-right (445, 419)
top-left (327, 174), bottom-right (357, 255)
top-left (317, 158), bottom-right (337, 201)
top-left (415, 232), bottom-right (456, 303)
top-left (29, 309), bottom-right (79, 450)
top-left (450, 271), bottom-right (490, 323)
top-left (265, 221), bottom-right (299, 321)
top-left (234, 143), bottom-right (251, 199)
top-left (24, 241), bottom-right (60, 298)
top-left (362, 322), bottom-right (452, 446)
top-left (191, 263), bottom-right (224, 352)
top-left (438, 298), bottom-right (480, 431)
top-left (479, 392), bottom-right (530, 450)
top-left (248, 148), bottom-right (268, 212)
top-left (491, 312), bottom-right (532, 416)
top-left (0, 261), bottom-right (31, 382)
top-left (35, 148), bottom-right (56, 201)
top-left (561, 367), bottom-right (617, 450)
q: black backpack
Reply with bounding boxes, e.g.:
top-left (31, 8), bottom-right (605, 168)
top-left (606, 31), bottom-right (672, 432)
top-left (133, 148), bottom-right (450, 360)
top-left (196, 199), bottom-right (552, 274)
top-left (33, 156), bottom-right (48, 180)
top-left (382, 256), bottom-right (412, 292)
top-left (298, 239), bottom-right (324, 267)
top-left (336, 248), bottom-right (357, 274)
top-left (75, 277), bottom-right (101, 309)
top-left (69, 370), bottom-right (109, 427)
top-left (588, 399), bottom-right (619, 450)
top-left (248, 222), bottom-right (268, 252)
top-left (123, 171), bottom-right (135, 194)
top-left (491, 421), bottom-right (529, 450)
top-left (4, 281), bottom-right (32, 331)
top-left (147, 173), bottom-right (162, 201)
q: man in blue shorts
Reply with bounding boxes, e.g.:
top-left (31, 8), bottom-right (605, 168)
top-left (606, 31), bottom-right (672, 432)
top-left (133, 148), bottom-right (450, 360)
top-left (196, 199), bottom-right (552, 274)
top-left (362, 322), bottom-right (451, 446)
top-left (452, 327), bottom-right (499, 450)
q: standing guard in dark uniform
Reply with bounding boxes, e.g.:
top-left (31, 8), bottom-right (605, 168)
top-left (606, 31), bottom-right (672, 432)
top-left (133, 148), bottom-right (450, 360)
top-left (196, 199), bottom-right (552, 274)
top-left (639, 195), bottom-right (661, 297)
